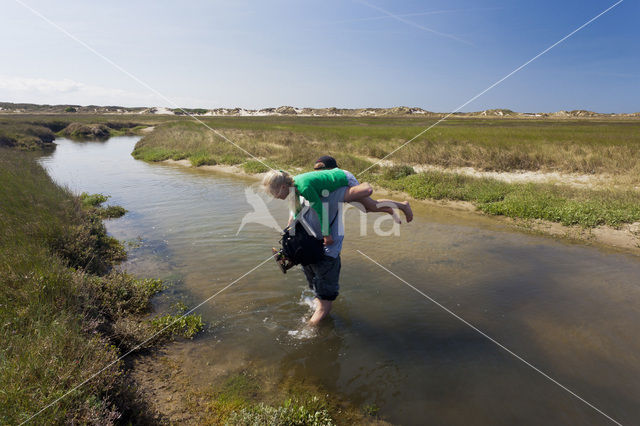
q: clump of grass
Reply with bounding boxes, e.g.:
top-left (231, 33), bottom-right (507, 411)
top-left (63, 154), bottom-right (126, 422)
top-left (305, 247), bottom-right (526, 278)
top-left (187, 366), bottom-right (383, 425)
top-left (362, 403), bottom-right (380, 418)
top-left (79, 192), bottom-right (127, 219)
top-left (227, 397), bottom-right (335, 426)
top-left (84, 273), bottom-right (165, 316)
top-left (189, 152), bottom-right (216, 166)
top-left (150, 313), bottom-right (204, 339)
top-left (150, 302), bottom-right (204, 339)
top-left (382, 164), bottom-right (415, 180)
top-left (242, 160), bottom-right (269, 173)
top-left (195, 371), bottom-right (336, 425)
top-left (79, 192), bottom-right (126, 218)
top-left (99, 205), bottom-right (127, 218)
top-left (80, 192), bottom-right (109, 207)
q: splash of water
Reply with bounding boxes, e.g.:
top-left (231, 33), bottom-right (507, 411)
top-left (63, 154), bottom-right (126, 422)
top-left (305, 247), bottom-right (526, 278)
top-left (287, 290), bottom-right (318, 339)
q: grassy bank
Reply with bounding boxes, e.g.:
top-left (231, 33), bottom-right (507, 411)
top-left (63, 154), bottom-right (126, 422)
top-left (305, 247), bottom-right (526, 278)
top-left (132, 117), bottom-right (640, 229)
top-left (0, 148), bottom-right (202, 424)
top-left (367, 167), bottom-right (640, 227)
top-left (0, 114), bottom-right (163, 149)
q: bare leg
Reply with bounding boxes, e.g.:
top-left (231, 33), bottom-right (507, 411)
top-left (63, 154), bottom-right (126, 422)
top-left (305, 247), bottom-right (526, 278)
top-left (343, 183), bottom-right (373, 202)
top-left (308, 298), bottom-right (332, 326)
top-left (378, 198), bottom-right (413, 223)
top-left (344, 183), bottom-right (412, 223)
top-left (358, 197), bottom-right (413, 223)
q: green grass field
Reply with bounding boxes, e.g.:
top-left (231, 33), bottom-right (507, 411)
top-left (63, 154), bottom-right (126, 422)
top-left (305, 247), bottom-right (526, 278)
top-left (131, 116), bottom-right (640, 177)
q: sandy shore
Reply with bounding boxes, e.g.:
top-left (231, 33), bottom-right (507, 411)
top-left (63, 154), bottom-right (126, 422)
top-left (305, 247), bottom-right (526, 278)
top-left (163, 158), bottom-right (263, 177)
top-left (162, 159), bottom-right (640, 256)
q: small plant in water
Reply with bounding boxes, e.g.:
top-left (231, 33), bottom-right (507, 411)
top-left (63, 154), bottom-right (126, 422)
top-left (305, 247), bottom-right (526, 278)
top-left (362, 403), bottom-right (380, 417)
top-left (150, 301), bottom-right (204, 339)
top-left (79, 192), bottom-right (127, 218)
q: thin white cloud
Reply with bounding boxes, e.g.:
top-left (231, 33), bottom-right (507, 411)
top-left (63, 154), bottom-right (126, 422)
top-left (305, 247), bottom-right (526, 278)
top-left (0, 75), bottom-right (216, 108)
top-left (353, 0), bottom-right (473, 46)
top-left (0, 75), bottom-right (128, 96)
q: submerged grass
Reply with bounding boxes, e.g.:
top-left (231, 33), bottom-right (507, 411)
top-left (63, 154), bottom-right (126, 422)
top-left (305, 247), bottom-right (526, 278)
top-left (0, 148), bottom-right (202, 424)
top-left (190, 370), bottom-right (381, 425)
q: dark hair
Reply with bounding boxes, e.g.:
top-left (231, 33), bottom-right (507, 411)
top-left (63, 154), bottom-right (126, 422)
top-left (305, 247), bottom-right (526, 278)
top-left (314, 155), bottom-right (338, 170)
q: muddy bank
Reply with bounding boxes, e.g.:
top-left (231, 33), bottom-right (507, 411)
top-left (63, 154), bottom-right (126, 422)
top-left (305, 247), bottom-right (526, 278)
top-left (130, 347), bottom-right (390, 425)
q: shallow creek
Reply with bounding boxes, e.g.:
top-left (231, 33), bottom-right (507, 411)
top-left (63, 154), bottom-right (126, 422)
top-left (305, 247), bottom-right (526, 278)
top-left (40, 136), bottom-right (640, 425)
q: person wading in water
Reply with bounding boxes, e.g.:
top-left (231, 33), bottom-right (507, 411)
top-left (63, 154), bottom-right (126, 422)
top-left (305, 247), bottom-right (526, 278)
top-left (262, 159), bottom-right (412, 325)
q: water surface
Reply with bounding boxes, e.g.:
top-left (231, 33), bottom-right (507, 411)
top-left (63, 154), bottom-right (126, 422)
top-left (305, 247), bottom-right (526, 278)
top-left (40, 137), bottom-right (640, 425)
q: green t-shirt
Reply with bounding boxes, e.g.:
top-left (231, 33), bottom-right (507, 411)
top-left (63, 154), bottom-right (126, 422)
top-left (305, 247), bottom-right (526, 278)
top-left (293, 168), bottom-right (349, 235)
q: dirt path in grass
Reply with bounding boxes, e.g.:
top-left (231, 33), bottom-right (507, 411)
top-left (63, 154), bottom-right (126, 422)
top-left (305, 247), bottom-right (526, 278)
top-left (364, 157), bottom-right (633, 190)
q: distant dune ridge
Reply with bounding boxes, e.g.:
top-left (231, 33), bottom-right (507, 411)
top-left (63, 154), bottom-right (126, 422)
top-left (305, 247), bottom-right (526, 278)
top-left (1, 102), bottom-right (638, 118)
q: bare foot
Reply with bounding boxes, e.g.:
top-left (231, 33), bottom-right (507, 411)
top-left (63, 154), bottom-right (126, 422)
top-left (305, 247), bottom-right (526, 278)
top-left (400, 201), bottom-right (413, 223)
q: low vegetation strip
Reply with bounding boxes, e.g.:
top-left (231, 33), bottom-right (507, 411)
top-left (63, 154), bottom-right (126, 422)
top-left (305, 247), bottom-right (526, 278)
top-left (0, 148), bottom-right (202, 424)
top-left (131, 117), bottom-right (640, 228)
top-left (131, 117), bottom-right (640, 178)
top-left (367, 167), bottom-right (640, 228)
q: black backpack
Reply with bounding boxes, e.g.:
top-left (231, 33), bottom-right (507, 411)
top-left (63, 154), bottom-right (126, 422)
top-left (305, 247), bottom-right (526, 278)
top-left (280, 213), bottom-right (337, 266)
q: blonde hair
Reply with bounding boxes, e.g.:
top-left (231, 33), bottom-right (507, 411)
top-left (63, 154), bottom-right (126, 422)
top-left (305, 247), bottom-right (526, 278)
top-left (261, 170), bottom-right (294, 196)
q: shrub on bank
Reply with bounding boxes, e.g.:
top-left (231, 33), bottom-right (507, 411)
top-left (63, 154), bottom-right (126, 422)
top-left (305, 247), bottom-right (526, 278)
top-left (80, 192), bottom-right (128, 219)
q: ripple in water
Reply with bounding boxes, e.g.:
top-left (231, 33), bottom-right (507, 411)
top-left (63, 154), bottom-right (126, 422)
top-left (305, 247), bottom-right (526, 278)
top-left (287, 290), bottom-right (319, 339)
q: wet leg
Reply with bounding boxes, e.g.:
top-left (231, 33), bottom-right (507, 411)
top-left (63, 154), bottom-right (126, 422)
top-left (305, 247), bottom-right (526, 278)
top-left (308, 298), bottom-right (332, 326)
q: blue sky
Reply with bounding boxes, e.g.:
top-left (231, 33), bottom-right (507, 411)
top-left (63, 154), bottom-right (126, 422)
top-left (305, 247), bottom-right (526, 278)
top-left (1, 0), bottom-right (638, 112)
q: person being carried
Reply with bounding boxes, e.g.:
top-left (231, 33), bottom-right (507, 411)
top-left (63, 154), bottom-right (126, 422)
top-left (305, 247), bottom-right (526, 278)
top-left (263, 162), bottom-right (412, 244)
top-left (312, 155), bottom-right (412, 225)
top-left (262, 168), bottom-right (362, 244)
